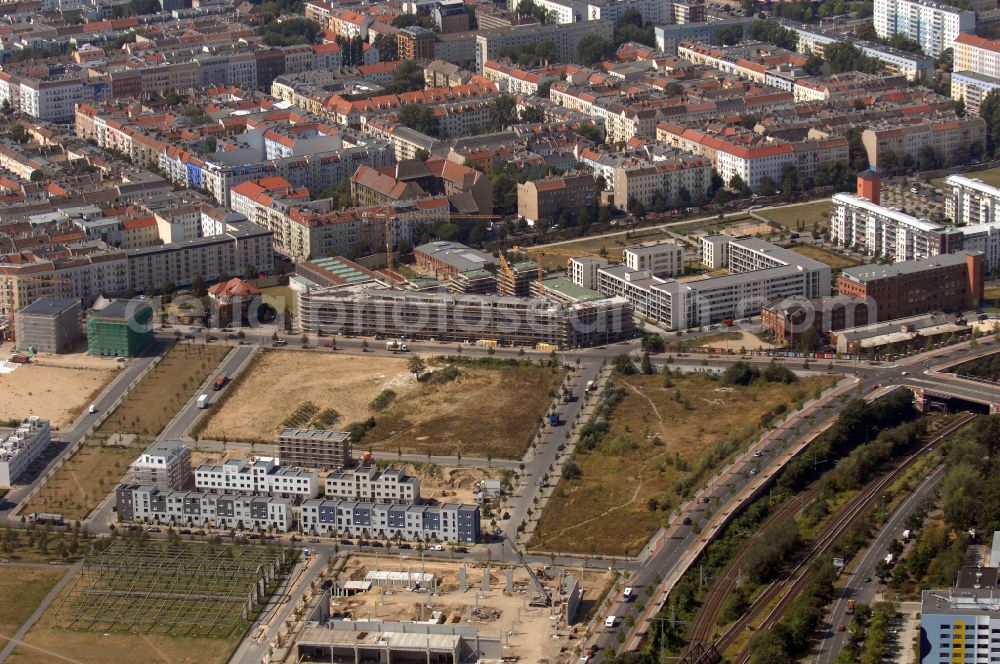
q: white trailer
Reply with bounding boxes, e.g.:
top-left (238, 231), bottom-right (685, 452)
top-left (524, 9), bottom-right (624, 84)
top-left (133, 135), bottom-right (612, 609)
top-left (197, 394), bottom-right (209, 409)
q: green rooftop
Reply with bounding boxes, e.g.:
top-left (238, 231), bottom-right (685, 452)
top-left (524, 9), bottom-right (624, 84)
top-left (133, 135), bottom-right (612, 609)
top-left (541, 276), bottom-right (602, 301)
top-left (308, 257), bottom-right (373, 284)
top-left (457, 269), bottom-right (494, 280)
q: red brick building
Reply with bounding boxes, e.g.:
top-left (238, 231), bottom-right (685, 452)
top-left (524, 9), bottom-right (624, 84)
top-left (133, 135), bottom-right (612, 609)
top-left (761, 295), bottom-right (870, 346)
top-left (837, 252), bottom-right (983, 322)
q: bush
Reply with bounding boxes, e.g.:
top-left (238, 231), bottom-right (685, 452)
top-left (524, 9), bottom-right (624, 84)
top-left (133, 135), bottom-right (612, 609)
top-left (370, 389), bottom-right (397, 411)
top-left (562, 459), bottom-right (582, 480)
top-left (612, 353), bottom-right (636, 375)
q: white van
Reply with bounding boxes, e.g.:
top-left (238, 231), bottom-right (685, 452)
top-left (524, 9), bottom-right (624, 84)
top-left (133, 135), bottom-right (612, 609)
top-left (605, 615), bottom-right (617, 629)
top-left (88, 404), bottom-right (98, 414)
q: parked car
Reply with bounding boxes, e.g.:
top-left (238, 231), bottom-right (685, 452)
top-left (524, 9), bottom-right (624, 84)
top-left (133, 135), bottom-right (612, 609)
top-left (454, 546), bottom-right (468, 553)
top-left (340, 539), bottom-right (353, 546)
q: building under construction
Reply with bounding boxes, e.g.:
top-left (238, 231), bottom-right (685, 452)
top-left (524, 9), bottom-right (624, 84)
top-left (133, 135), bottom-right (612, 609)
top-left (298, 285), bottom-right (635, 348)
top-left (497, 259), bottom-right (535, 296)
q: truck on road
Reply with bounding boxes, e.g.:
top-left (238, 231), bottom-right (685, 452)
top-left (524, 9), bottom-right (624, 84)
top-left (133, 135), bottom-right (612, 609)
top-left (386, 340), bottom-right (409, 351)
top-left (27, 512), bottom-right (64, 526)
top-left (197, 394), bottom-right (209, 409)
top-left (585, 380), bottom-right (596, 392)
top-left (212, 374), bottom-right (228, 391)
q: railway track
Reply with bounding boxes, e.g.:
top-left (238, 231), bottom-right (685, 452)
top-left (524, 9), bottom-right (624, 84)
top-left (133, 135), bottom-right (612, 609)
top-left (683, 482), bottom-right (824, 649)
top-left (712, 412), bottom-right (976, 664)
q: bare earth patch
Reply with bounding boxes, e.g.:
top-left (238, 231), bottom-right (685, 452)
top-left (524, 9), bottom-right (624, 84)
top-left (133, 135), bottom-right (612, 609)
top-left (200, 350), bottom-right (416, 443)
top-left (0, 363), bottom-right (117, 428)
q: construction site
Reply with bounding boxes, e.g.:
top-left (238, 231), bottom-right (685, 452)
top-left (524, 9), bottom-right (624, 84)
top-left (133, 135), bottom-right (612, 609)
top-left (292, 552), bottom-right (613, 664)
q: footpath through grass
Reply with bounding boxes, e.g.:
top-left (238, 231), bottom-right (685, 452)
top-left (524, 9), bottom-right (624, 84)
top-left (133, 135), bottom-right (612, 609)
top-left (529, 368), bottom-right (835, 556)
top-left (24, 344), bottom-right (230, 521)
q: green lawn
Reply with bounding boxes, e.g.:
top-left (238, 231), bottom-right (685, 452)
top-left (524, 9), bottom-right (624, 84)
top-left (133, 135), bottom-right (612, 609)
top-left (789, 244), bottom-right (863, 270)
top-left (758, 201), bottom-right (832, 233)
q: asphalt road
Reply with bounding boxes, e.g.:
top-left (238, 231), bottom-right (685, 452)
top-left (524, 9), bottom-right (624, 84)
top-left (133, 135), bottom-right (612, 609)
top-left (0, 342), bottom-right (165, 524)
top-left (812, 464), bottom-right (946, 664)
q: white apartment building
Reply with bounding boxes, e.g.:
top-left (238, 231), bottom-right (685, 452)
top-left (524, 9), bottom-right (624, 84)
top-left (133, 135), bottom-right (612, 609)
top-left (586, 0), bottom-right (673, 25)
top-left (623, 241), bottom-right (684, 277)
top-left (951, 71), bottom-right (1000, 115)
top-left (324, 465), bottom-right (421, 504)
top-left (947, 174), bottom-right (1000, 225)
top-left (830, 191), bottom-right (1000, 270)
top-left (830, 192), bottom-right (941, 261)
top-left (299, 499), bottom-right (481, 542)
top-left (0, 417), bottom-right (49, 487)
top-left (586, 238), bottom-right (830, 329)
top-left (195, 457), bottom-right (319, 502)
top-left (117, 484), bottom-right (293, 532)
top-left (874, 0), bottom-right (975, 58)
top-left (699, 234), bottom-right (730, 269)
top-left (516, 0), bottom-right (585, 23)
top-left (126, 220), bottom-right (274, 292)
top-left (132, 441), bottom-right (192, 491)
top-left (570, 256), bottom-right (610, 291)
top-left (18, 76), bottom-right (96, 122)
top-left (474, 20), bottom-right (614, 72)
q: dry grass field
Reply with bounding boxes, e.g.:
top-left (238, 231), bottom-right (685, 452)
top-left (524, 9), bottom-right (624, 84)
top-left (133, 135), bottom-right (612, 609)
top-left (758, 201), bottom-right (831, 232)
top-left (0, 363), bottom-right (117, 429)
top-left (24, 444), bottom-right (138, 521)
top-left (5, 582), bottom-right (237, 664)
top-left (530, 372), bottom-right (835, 556)
top-left (0, 567), bottom-right (65, 645)
top-left (362, 361), bottom-right (565, 459)
top-left (201, 350), bottom-right (417, 443)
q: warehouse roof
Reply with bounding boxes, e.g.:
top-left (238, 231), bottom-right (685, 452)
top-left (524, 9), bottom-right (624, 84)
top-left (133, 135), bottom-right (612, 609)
top-left (90, 298), bottom-right (151, 321)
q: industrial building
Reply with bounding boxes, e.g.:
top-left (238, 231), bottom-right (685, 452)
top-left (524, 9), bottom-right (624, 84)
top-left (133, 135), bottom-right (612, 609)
top-left (298, 498), bottom-right (480, 542)
top-left (132, 441), bottom-right (192, 491)
top-left (829, 313), bottom-right (970, 355)
top-left (277, 428), bottom-right (352, 470)
top-left (116, 484), bottom-right (293, 532)
top-left (297, 621), bottom-right (502, 664)
top-left (837, 252), bottom-right (983, 322)
top-left (582, 237), bottom-right (830, 330)
top-left (0, 417), bottom-right (50, 487)
top-left (14, 297), bottom-right (81, 354)
top-left (298, 285), bottom-right (635, 348)
top-left (325, 465), bottom-right (421, 504)
top-left (194, 456), bottom-right (319, 502)
top-left (414, 241), bottom-right (497, 279)
top-left (86, 299), bottom-right (154, 357)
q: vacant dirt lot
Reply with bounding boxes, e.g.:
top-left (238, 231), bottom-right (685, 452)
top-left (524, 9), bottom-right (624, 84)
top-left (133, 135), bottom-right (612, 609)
top-left (5, 574), bottom-right (237, 664)
top-left (362, 362), bottom-right (564, 459)
top-left (404, 463), bottom-right (503, 504)
top-left (0, 363), bottom-right (117, 429)
top-left (0, 566), bottom-right (65, 645)
top-left (332, 555), bottom-right (611, 664)
top-left (531, 372), bottom-right (836, 556)
top-left (201, 350), bottom-right (417, 443)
